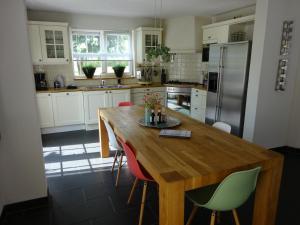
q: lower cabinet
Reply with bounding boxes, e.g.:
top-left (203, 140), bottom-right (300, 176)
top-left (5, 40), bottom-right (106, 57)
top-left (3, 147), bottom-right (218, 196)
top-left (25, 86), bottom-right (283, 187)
top-left (84, 89), bottom-right (130, 124)
top-left (190, 88), bottom-right (207, 122)
top-left (52, 92), bottom-right (84, 126)
top-left (36, 93), bottom-right (55, 128)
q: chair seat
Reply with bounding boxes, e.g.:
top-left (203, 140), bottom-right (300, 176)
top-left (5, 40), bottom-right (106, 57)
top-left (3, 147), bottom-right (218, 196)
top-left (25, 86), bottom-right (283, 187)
top-left (186, 183), bottom-right (219, 206)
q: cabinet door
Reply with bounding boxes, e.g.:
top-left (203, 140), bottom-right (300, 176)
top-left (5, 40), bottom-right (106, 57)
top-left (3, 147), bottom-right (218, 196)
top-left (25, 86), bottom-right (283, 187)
top-left (111, 90), bottom-right (131, 107)
top-left (191, 108), bottom-right (206, 122)
top-left (52, 92), bottom-right (84, 126)
top-left (36, 93), bottom-right (54, 128)
top-left (203, 25), bottom-right (229, 44)
top-left (84, 91), bottom-right (107, 124)
top-left (132, 93), bottom-right (145, 106)
top-left (40, 25), bottom-right (70, 64)
top-left (28, 25), bottom-right (43, 65)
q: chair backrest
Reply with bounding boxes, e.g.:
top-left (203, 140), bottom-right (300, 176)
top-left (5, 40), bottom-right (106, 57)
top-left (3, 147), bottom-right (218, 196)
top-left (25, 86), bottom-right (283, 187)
top-left (119, 139), bottom-right (152, 181)
top-left (203, 167), bottom-right (261, 211)
top-left (118, 101), bottom-right (134, 107)
top-left (103, 119), bottom-right (121, 150)
top-left (213, 122), bottom-right (231, 133)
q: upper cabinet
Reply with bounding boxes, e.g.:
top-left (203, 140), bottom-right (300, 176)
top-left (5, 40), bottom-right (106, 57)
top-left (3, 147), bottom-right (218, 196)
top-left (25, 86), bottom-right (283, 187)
top-left (28, 21), bottom-right (70, 65)
top-left (164, 16), bottom-right (211, 53)
top-left (135, 27), bottom-right (162, 64)
top-left (202, 15), bottom-right (255, 45)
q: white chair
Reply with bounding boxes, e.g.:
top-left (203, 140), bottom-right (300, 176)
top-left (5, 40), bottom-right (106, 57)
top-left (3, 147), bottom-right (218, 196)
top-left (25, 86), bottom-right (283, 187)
top-left (212, 122), bottom-right (231, 133)
top-left (103, 119), bottom-right (125, 187)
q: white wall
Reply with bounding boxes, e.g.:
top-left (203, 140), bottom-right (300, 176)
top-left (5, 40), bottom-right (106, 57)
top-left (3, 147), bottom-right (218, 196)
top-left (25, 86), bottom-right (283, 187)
top-left (244, 0), bottom-right (300, 148)
top-left (27, 10), bottom-right (156, 87)
top-left (0, 0), bottom-right (47, 206)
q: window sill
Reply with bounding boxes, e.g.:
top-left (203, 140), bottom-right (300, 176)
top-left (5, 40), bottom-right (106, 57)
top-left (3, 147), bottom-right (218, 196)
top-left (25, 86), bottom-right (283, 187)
top-left (74, 75), bottom-right (136, 80)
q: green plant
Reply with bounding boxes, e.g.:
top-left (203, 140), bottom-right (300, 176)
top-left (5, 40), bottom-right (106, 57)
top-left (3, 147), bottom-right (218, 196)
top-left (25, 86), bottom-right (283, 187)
top-left (146, 45), bottom-right (171, 63)
top-left (82, 62), bottom-right (97, 69)
top-left (112, 63), bottom-right (126, 69)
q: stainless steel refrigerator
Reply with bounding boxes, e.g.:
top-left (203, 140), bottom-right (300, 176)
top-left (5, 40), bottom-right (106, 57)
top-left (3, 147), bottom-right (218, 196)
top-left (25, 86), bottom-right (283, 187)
top-left (205, 41), bottom-right (252, 137)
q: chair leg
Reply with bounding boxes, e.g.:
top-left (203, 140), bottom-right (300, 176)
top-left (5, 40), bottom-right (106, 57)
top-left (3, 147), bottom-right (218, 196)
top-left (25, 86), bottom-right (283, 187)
top-left (127, 177), bottom-right (139, 204)
top-left (232, 209), bottom-right (241, 225)
top-left (115, 152), bottom-right (124, 187)
top-left (138, 181), bottom-right (148, 225)
top-left (210, 211), bottom-right (216, 225)
top-left (111, 151), bottom-right (118, 173)
top-left (186, 205), bottom-right (198, 225)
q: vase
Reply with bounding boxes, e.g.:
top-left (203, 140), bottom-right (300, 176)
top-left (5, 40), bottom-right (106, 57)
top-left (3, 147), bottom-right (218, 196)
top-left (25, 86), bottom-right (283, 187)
top-left (144, 108), bottom-right (151, 124)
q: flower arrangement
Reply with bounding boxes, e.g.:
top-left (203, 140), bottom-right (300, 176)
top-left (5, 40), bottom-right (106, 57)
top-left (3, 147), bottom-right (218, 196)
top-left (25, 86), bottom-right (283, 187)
top-left (143, 93), bottom-right (162, 109)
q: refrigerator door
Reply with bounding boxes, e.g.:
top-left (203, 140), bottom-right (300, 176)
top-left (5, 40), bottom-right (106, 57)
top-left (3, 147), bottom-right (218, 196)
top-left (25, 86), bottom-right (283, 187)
top-left (205, 44), bottom-right (222, 125)
top-left (218, 42), bottom-right (251, 136)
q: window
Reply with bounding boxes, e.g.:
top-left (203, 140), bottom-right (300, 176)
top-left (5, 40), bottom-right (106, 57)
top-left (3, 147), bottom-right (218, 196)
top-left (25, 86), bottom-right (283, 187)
top-left (71, 30), bottom-right (132, 77)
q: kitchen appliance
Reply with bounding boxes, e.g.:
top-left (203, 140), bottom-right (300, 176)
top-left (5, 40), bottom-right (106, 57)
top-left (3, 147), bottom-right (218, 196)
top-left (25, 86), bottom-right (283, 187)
top-left (34, 72), bottom-right (48, 90)
top-left (54, 80), bottom-right (61, 88)
top-left (205, 41), bottom-right (252, 137)
top-left (166, 86), bottom-right (192, 116)
top-left (202, 44), bottom-right (210, 62)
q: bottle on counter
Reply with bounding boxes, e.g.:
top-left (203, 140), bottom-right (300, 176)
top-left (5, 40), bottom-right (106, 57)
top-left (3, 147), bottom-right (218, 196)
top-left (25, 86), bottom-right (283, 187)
top-left (161, 107), bottom-right (167, 123)
top-left (150, 109), bottom-right (155, 125)
top-left (157, 109), bottom-right (162, 124)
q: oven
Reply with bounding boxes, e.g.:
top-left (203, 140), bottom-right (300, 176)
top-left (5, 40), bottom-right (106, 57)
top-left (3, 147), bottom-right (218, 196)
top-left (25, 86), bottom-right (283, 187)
top-left (166, 87), bottom-right (192, 116)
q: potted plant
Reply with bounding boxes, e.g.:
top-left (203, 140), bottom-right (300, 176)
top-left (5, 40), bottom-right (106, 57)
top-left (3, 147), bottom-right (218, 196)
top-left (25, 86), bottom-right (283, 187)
top-left (112, 64), bottom-right (126, 84)
top-left (82, 63), bottom-right (96, 79)
top-left (146, 45), bottom-right (171, 65)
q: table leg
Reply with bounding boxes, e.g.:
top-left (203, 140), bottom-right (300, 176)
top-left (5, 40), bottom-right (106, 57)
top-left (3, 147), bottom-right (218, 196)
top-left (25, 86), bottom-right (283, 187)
top-left (98, 111), bottom-right (109, 158)
top-left (159, 181), bottom-right (185, 225)
top-left (252, 157), bottom-right (284, 225)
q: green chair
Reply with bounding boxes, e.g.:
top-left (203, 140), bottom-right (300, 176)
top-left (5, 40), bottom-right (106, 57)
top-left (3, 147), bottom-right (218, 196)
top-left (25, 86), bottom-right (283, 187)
top-left (185, 167), bottom-right (261, 225)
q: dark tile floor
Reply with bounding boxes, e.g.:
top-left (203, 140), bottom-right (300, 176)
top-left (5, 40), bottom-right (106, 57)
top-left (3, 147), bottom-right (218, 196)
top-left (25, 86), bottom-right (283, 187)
top-left (1, 130), bottom-right (299, 225)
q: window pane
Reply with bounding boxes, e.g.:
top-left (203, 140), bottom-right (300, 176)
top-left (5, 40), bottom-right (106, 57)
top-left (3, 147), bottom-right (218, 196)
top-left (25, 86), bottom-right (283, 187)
top-left (55, 31), bottom-right (64, 44)
top-left (119, 35), bottom-right (130, 53)
top-left (45, 30), bottom-right (54, 44)
top-left (46, 45), bottom-right (55, 58)
top-left (107, 34), bottom-right (118, 54)
top-left (73, 35), bottom-right (87, 53)
top-left (87, 35), bottom-right (100, 53)
top-left (56, 45), bottom-right (64, 58)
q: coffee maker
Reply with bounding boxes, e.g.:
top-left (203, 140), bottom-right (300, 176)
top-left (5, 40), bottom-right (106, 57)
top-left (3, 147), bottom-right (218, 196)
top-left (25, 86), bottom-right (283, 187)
top-left (34, 72), bottom-right (48, 90)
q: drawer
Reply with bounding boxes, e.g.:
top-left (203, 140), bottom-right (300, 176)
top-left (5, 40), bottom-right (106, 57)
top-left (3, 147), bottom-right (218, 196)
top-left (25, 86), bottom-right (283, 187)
top-left (191, 108), bottom-right (206, 122)
top-left (132, 87), bottom-right (166, 93)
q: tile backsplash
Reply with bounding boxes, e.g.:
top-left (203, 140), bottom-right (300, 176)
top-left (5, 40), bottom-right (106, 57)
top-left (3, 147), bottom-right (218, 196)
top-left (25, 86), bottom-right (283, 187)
top-left (168, 53), bottom-right (208, 83)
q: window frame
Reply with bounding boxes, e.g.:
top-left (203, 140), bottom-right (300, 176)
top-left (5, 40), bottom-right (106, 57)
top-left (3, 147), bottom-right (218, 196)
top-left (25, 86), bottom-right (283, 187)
top-left (70, 28), bottom-right (133, 77)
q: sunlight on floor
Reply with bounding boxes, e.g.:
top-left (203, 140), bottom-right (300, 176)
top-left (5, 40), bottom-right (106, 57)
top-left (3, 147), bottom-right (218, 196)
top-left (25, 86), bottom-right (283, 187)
top-left (43, 142), bottom-right (123, 177)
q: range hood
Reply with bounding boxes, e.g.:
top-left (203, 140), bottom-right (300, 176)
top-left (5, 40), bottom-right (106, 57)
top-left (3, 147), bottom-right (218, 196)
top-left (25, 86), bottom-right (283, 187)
top-left (164, 16), bottom-right (211, 54)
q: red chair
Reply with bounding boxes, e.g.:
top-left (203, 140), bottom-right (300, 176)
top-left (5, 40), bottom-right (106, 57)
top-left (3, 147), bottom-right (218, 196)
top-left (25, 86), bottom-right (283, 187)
top-left (119, 139), bottom-right (154, 225)
top-left (118, 101), bottom-right (134, 107)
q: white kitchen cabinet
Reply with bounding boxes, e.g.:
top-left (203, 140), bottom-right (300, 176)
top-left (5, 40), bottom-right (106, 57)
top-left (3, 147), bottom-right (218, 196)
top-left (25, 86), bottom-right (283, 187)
top-left (203, 25), bottom-right (229, 44)
top-left (190, 88), bottom-right (207, 122)
top-left (28, 21), bottom-right (70, 65)
top-left (131, 87), bottom-right (166, 106)
top-left (83, 91), bottom-right (108, 124)
top-left (52, 92), bottom-right (84, 126)
top-left (28, 25), bottom-right (43, 64)
top-left (110, 90), bottom-right (131, 107)
top-left (84, 89), bottom-right (130, 124)
top-left (135, 27), bottom-right (162, 64)
top-left (36, 93), bottom-right (55, 128)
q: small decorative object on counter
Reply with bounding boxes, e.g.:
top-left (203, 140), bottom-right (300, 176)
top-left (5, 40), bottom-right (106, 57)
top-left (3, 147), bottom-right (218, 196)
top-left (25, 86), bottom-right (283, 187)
top-left (157, 109), bottom-right (162, 124)
top-left (53, 80), bottom-right (61, 88)
top-left (161, 107), bottom-right (167, 123)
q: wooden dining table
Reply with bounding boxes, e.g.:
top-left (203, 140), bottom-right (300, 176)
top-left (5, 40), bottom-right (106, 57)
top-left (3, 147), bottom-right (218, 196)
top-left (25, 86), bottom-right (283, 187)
top-left (98, 106), bottom-right (283, 225)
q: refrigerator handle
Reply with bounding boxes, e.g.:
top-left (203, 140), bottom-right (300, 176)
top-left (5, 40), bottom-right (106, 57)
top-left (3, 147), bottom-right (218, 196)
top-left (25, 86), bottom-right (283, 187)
top-left (215, 47), bottom-right (222, 122)
top-left (216, 46), bottom-right (224, 121)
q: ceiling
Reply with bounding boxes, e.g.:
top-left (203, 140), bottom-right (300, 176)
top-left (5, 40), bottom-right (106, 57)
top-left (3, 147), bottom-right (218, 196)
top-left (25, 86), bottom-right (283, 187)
top-left (25, 0), bottom-right (256, 18)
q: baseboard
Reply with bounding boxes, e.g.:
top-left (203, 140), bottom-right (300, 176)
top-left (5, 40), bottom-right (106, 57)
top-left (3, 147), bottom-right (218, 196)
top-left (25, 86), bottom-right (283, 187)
top-left (41, 124), bottom-right (85, 134)
top-left (0, 196), bottom-right (49, 223)
top-left (85, 124), bottom-right (98, 131)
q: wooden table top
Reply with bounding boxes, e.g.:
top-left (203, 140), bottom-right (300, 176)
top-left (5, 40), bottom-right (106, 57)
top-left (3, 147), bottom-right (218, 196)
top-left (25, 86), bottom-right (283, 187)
top-left (99, 106), bottom-right (282, 191)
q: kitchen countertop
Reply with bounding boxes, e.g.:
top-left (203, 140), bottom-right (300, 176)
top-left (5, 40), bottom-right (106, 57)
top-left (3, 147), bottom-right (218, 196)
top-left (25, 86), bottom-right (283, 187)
top-left (36, 83), bottom-right (207, 93)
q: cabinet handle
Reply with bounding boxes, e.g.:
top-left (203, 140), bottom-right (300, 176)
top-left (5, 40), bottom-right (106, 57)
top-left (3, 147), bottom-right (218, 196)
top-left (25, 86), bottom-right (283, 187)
top-left (195, 108), bottom-right (198, 110)
top-left (105, 91), bottom-right (108, 93)
top-left (66, 93), bottom-right (69, 95)
top-left (110, 91), bottom-right (112, 93)
top-left (48, 94), bottom-right (51, 96)
top-left (195, 94), bottom-right (198, 97)
top-left (66, 59), bottom-right (69, 62)
top-left (39, 59), bottom-right (42, 62)
top-left (208, 36), bottom-right (211, 39)
top-left (146, 89), bottom-right (150, 91)
top-left (196, 90), bottom-right (198, 92)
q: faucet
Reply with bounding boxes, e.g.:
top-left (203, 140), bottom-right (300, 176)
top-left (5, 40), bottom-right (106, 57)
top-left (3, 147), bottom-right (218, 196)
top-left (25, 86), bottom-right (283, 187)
top-left (101, 80), bottom-right (105, 87)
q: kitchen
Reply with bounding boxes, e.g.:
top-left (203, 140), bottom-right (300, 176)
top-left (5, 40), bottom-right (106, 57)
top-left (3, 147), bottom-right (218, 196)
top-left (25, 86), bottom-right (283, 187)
top-left (1, 1), bottom-right (300, 225)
